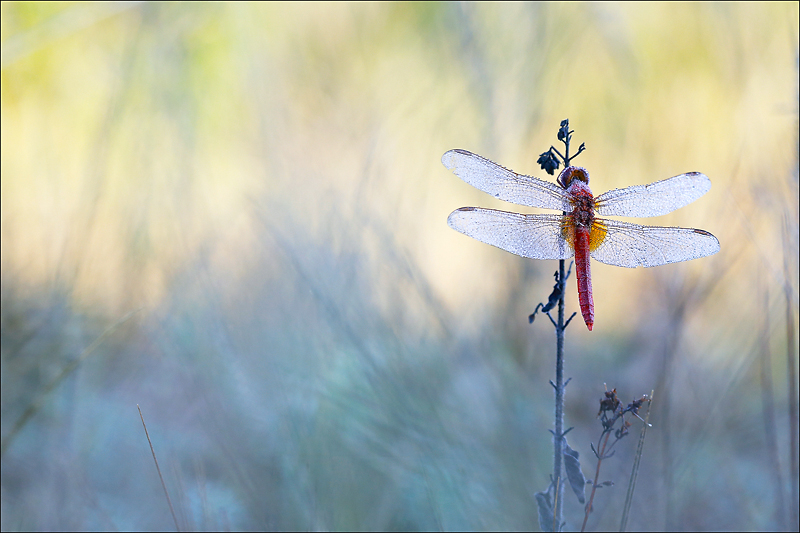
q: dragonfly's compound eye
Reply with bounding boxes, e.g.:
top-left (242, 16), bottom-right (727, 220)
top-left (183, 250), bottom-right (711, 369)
top-left (558, 166), bottom-right (590, 188)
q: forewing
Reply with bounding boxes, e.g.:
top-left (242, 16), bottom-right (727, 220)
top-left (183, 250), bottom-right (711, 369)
top-left (590, 218), bottom-right (720, 268)
top-left (447, 208), bottom-right (574, 260)
top-left (595, 172), bottom-right (711, 217)
top-left (442, 149), bottom-right (571, 210)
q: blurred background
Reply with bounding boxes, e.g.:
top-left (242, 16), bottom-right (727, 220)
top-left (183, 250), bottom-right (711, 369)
top-left (2, 2), bottom-right (798, 531)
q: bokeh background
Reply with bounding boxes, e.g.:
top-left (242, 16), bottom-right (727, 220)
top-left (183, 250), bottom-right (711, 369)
top-left (2, 2), bottom-right (798, 531)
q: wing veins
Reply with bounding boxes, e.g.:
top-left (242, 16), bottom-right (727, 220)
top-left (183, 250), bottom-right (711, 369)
top-left (595, 172), bottom-right (711, 218)
top-left (591, 218), bottom-right (719, 268)
top-left (442, 149), bottom-right (571, 211)
top-left (447, 208), bottom-right (574, 260)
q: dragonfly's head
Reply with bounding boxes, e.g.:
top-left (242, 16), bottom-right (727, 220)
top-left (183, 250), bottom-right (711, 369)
top-left (557, 166), bottom-right (590, 189)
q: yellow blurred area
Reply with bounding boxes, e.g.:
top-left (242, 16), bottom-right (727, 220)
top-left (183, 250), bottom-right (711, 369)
top-left (2, 3), bottom-right (796, 323)
top-left (1, 2), bottom-right (798, 531)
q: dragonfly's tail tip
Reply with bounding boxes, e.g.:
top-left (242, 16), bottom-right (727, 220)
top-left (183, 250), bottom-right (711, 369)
top-left (586, 322), bottom-right (593, 331)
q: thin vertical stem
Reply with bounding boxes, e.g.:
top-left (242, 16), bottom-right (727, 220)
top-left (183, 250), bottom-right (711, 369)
top-left (553, 258), bottom-right (566, 530)
top-left (539, 119), bottom-right (581, 532)
top-left (620, 390), bottom-right (654, 532)
top-left (551, 121), bottom-right (577, 531)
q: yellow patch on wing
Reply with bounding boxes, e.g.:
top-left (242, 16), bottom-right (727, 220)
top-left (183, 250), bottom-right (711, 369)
top-left (559, 216), bottom-right (577, 251)
top-left (589, 219), bottom-right (608, 252)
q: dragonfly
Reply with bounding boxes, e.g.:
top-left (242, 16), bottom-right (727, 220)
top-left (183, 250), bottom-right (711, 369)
top-left (443, 149), bottom-right (720, 331)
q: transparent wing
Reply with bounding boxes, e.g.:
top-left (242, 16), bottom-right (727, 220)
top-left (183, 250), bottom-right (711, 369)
top-left (447, 207), bottom-right (574, 260)
top-left (595, 172), bottom-right (711, 217)
top-left (590, 218), bottom-right (720, 268)
top-left (442, 149), bottom-right (572, 211)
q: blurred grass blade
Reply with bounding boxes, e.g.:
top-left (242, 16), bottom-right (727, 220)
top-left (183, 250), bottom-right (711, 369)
top-left (0, 308), bottom-right (141, 458)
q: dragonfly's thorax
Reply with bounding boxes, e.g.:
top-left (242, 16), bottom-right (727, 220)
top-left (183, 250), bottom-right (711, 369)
top-left (566, 178), bottom-right (596, 228)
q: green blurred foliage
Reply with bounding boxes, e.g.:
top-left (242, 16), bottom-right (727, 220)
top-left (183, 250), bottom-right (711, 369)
top-left (1, 2), bottom-right (798, 531)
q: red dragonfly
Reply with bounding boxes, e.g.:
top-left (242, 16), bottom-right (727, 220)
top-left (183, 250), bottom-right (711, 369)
top-left (443, 149), bottom-right (720, 331)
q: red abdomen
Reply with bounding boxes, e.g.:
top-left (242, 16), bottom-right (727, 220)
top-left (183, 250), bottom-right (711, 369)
top-left (564, 176), bottom-right (596, 331)
top-left (574, 224), bottom-right (595, 331)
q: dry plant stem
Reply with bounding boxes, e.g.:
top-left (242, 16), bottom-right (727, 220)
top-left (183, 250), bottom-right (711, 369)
top-left (552, 258), bottom-right (567, 531)
top-left (138, 405), bottom-right (180, 532)
top-left (540, 120), bottom-right (579, 531)
top-left (581, 430), bottom-right (611, 532)
top-left (619, 390), bottom-right (654, 532)
top-left (549, 121), bottom-right (578, 532)
top-left (783, 219), bottom-right (799, 532)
